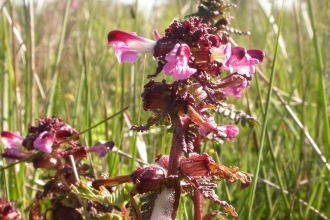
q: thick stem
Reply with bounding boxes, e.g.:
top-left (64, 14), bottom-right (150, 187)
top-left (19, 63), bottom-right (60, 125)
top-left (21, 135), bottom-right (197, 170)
top-left (166, 116), bottom-right (191, 219)
top-left (167, 128), bottom-right (182, 175)
top-left (167, 129), bottom-right (182, 220)
top-left (194, 190), bottom-right (203, 220)
top-left (193, 134), bottom-right (203, 220)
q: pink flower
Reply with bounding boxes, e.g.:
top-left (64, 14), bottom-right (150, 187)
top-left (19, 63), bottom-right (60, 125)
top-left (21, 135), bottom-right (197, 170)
top-left (108, 30), bottom-right (157, 63)
top-left (1, 131), bottom-right (32, 162)
top-left (1, 131), bottom-right (24, 149)
top-left (218, 125), bottom-right (239, 141)
top-left (218, 74), bottom-right (249, 99)
top-left (2, 148), bottom-right (33, 163)
top-left (33, 131), bottom-right (54, 154)
top-left (87, 141), bottom-right (114, 158)
top-left (163, 44), bottom-right (197, 80)
top-left (223, 47), bottom-right (265, 77)
top-left (198, 115), bottom-right (218, 136)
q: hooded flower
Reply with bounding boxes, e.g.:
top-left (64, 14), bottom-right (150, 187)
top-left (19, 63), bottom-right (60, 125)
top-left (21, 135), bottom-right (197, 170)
top-left (1, 131), bottom-right (24, 149)
top-left (223, 47), bottom-right (265, 77)
top-left (218, 125), bottom-right (239, 141)
top-left (1, 131), bottom-right (32, 162)
top-left (186, 105), bottom-right (240, 142)
top-left (163, 43), bottom-right (197, 80)
top-left (33, 131), bottom-right (54, 154)
top-left (108, 30), bottom-right (158, 63)
top-left (214, 73), bottom-right (249, 99)
top-left (87, 141), bottom-right (115, 158)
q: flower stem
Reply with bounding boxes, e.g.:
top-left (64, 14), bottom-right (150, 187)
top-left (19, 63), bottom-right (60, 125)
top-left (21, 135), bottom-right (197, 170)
top-left (167, 115), bottom-right (193, 219)
top-left (193, 134), bottom-right (203, 220)
top-left (167, 127), bottom-right (182, 219)
top-left (194, 191), bottom-right (203, 220)
top-left (168, 128), bottom-right (182, 175)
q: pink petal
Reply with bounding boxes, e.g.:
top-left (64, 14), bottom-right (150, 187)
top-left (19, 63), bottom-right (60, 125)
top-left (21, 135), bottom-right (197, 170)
top-left (113, 41), bottom-right (139, 63)
top-left (4, 149), bottom-right (33, 163)
top-left (34, 132), bottom-right (54, 154)
top-left (88, 141), bottom-right (114, 158)
top-left (153, 30), bottom-right (162, 40)
top-left (163, 44), bottom-right (196, 80)
top-left (223, 48), bottom-right (261, 77)
top-left (220, 74), bottom-right (249, 99)
top-left (1, 131), bottom-right (24, 149)
top-left (156, 154), bottom-right (169, 169)
top-left (247, 49), bottom-right (265, 63)
top-left (108, 30), bottom-right (156, 63)
top-left (90, 145), bottom-right (107, 158)
top-left (198, 116), bottom-right (218, 136)
top-left (218, 125), bottom-right (239, 141)
top-left (231, 46), bottom-right (246, 61)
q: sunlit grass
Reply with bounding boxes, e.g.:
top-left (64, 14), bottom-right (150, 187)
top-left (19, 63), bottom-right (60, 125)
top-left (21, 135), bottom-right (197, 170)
top-left (0, 0), bottom-right (329, 219)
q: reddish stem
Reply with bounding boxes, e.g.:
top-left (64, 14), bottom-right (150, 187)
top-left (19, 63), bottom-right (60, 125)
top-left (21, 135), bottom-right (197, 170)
top-left (168, 129), bottom-right (182, 175)
top-left (167, 116), bottom-right (192, 219)
top-left (194, 134), bottom-right (203, 220)
top-left (167, 129), bottom-right (182, 220)
top-left (194, 190), bottom-right (203, 220)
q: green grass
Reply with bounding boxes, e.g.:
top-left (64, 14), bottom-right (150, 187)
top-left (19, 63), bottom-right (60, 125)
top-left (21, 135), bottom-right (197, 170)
top-left (1, 0), bottom-right (330, 219)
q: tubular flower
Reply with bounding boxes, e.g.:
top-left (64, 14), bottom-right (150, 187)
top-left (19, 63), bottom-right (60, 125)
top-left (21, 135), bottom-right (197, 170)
top-left (163, 43), bottom-right (197, 80)
top-left (218, 125), bottom-right (239, 141)
top-left (213, 73), bottom-right (249, 99)
top-left (1, 131), bottom-right (24, 149)
top-left (1, 131), bottom-right (32, 162)
top-left (223, 47), bottom-right (265, 77)
top-left (2, 148), bottom-right (32, 162)
top-left (87, 141), bottom-right (115, 158)
top-left (33, 131), bottom-right (55, 154)
top-left (108, 30), bottom-right (157, 63)
top-left (186, 105), bottom-right (240, 142)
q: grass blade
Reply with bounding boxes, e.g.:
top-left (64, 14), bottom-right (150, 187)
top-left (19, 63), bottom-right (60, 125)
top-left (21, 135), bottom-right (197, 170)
top-left (247, 2), bottom-right (284, 219)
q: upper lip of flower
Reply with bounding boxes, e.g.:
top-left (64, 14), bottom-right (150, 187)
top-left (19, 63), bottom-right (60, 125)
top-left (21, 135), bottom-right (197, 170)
top-left (108, 30), bottom-right (156, 53)
top-left (107, 30), bottom-right (157, 64)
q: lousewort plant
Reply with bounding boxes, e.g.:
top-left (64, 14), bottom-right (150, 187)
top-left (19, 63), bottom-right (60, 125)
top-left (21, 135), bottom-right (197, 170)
top-left (90, 1), bottom-right (264, 219)
top-left (0, 1), bottom-right (264, 219)
top-left (1, 116), bottom-right (118, 219)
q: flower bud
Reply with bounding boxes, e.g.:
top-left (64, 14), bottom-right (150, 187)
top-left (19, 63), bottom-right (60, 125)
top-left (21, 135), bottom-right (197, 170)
top-left (131, 165), bottom-right (167, 194)
top-left (32, 156), bottom-right (58, 170)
